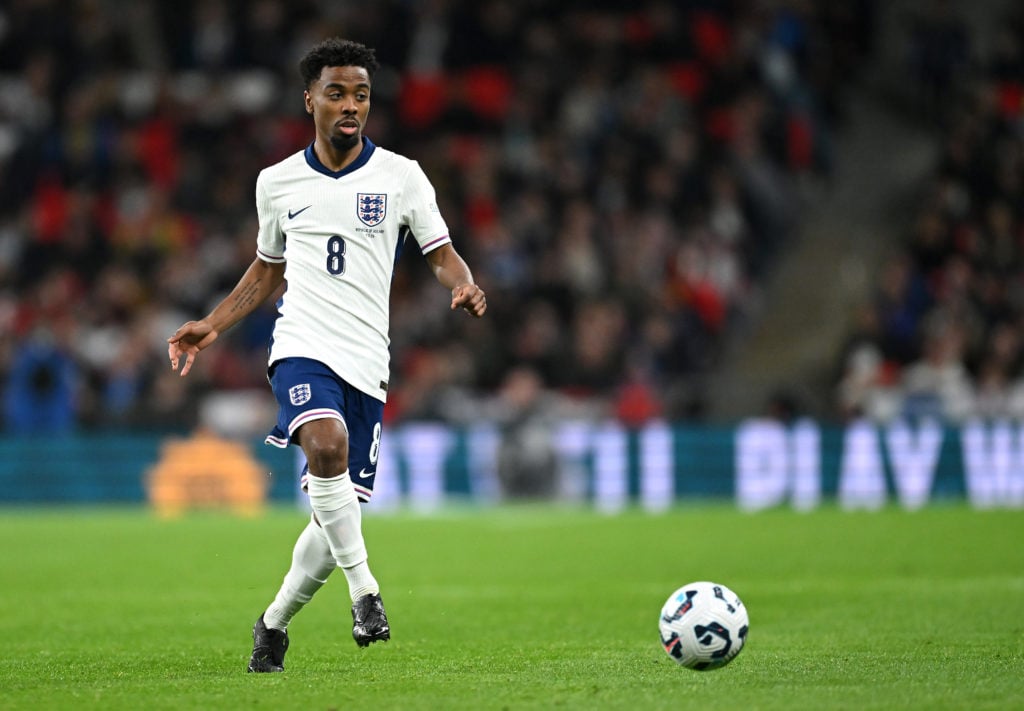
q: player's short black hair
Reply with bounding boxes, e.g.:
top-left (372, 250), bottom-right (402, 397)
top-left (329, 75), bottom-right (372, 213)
top-left (299, 38), bottom-right (380, 88)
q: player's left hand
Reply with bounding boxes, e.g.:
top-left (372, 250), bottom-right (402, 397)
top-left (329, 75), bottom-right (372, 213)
top-left (451, 283), bottom-right (487, 317)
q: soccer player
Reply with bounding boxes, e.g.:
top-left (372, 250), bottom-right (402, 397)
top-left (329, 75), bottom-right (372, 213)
top-left (167, 38), bottom-right (487, 672)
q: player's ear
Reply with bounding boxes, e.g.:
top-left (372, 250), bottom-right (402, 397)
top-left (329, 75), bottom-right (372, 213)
top-left (304, 90), bottom-right (313, 115)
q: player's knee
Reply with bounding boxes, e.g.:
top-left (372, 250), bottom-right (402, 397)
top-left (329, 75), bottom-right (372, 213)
top-left (305, 443), bottom-right (348, 477)
top-left (299, 420), bottom-right (350, 476)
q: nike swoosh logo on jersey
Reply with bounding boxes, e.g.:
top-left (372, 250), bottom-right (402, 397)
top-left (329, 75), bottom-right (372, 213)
top-left (288, 205), bottom-right (312, 219)
top-left (355, 468), bottom-right (374, 479)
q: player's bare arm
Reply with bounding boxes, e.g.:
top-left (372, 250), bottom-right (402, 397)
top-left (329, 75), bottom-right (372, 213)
top-left (425, 243), bottom-right (487, 317)
top-left (168, 258), bottom-right (286, 376)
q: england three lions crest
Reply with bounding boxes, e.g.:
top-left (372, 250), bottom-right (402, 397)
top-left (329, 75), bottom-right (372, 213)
top-left (289, 383), bottom-right (311, 406)
top-left (357, 193), bottom-right (387, 226)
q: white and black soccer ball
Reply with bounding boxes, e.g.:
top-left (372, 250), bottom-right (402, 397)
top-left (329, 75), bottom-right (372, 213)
top-left (659, 581), bottom-right (749, 670)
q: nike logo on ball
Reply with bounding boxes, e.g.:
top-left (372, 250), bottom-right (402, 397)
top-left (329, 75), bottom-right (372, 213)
top-left (288, 205), bottom-right (312, 219)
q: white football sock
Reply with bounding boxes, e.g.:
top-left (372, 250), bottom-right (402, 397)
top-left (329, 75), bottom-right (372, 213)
top-left (263, 515), bottom-right (336, 631)
top-left (306, 471), bottom-right (380, 602)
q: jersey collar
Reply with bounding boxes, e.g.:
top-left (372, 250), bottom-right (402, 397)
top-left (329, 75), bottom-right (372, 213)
top-left (304, 137), bottom-right (376, 178)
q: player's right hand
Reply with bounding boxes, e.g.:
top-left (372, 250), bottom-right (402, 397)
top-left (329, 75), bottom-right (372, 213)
top-left (167, 320), bottom-right (219, 377)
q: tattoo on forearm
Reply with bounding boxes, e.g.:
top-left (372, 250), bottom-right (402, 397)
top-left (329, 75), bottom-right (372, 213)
top-left (229, 280), bottom-right (261, 314)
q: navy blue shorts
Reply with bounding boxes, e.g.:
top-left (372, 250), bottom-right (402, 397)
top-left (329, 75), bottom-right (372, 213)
top-left (265, 357), bottom-right (384, 502)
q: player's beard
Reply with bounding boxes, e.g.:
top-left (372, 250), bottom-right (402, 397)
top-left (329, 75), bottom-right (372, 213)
top-left (330, 132), bottom-right (360, 152)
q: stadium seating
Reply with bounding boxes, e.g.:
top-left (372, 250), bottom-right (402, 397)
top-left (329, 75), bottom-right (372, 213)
top-left (0, 0), bottom-right (873, 431)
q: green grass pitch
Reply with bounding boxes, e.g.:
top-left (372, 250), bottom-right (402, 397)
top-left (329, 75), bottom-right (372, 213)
top-left (1, 504), bottom-right (1022, 710)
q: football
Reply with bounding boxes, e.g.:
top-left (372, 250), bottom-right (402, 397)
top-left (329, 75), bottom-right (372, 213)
top-left (658, 581), bottom-right (749, 670)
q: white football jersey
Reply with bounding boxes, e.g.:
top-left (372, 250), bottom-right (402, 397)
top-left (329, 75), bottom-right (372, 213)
top-left (255, 138), bottom-right (451, 401)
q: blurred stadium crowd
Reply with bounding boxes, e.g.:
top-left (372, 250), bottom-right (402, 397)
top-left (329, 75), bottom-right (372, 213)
top-left (836, 3), bottom-right (1024, 424)
top-left (1, 0), bottom-right (875, 434)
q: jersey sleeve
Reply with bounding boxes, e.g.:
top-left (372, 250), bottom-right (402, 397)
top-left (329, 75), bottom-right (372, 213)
top-left (402, 161), bottom-right (452, 255)
top-left (255, 171), bottom-right (286, 263)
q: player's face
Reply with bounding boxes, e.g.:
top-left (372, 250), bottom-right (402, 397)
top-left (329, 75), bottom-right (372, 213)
top-left (305, 65), bottom-right (371, 154)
